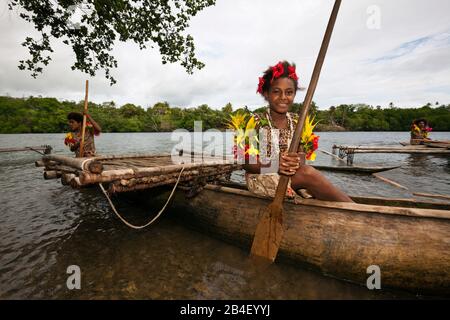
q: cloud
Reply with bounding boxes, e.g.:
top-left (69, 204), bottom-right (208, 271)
top-left (0, 0), bottom-right (450, 110)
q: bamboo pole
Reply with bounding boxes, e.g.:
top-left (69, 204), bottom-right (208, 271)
top-left (43, 154), bottom-right (103, 173)
top-left (35, 160), bottom-right (45, 167)
top-left (0, 146), bottom-right (50, 153)
top-left (318, 148), bottom-right (347, 163)
top-left (109, 173), bottom-right (228, 193)
top-left (336, 144), bottom-right (429, 150)
top-left (413, 192), bottom-right (450, 201)
top-left (44, 170), bottom-right (61, 179)
top-left (79, 80), bottom-right (89, 158)
top-left (372, 173), bottom-right (409, 190)
top-left (353, 149), bottom-right (450, 154)
top-left (79, 162), bottom-right (238, 185)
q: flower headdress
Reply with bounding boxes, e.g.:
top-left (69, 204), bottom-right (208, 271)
top-left (256, 61), bottom-right (299, 94)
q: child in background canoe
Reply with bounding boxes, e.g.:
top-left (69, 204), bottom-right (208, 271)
top-left (410, 118), bottom-right (432, 145)
top-left (243, 61), bottom-right (352, 202)
top-left (65, 112), bottom-right (101, 157)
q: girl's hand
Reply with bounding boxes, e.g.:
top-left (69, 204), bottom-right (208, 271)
top-left (279, 152), bottom-right (304, 176)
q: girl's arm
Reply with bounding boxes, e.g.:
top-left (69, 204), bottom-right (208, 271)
top-left (85, 113), bottom-right (102, 133)
top-left (243, 163), bottom-right (262, 174)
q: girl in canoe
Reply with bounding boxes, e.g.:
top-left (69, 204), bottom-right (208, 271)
top-left (410, 118), bottom-right (432, 145)
top-left (238, 61), bottom-right (352, 202)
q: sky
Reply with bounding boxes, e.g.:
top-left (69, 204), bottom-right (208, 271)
top-left (1, 0), bottom-right (450, 110)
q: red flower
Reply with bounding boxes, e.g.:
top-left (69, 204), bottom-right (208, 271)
top-left (256, 77), bottom-right (265, 94)
top-left (288, 65), bottom-right (298, 81)
top-left (64, 138), bottom-right (76, 146)
top-left (312, 135), bottom-right (319, 150)
top-left (271, 62), bottom-right (284, 81)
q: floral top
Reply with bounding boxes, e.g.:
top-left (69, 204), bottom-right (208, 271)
top-left (64, 123), bottom-right (100, 157)
top-left (410, 124), bottom-right (431, 140)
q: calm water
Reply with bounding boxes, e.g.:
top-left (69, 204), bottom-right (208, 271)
top-left (1, 131), bottom-right (449, 299)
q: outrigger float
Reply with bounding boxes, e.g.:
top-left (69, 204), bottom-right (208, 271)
top-left (37, 152), bottom-right (450, 295)
top-left (332, 143), bottom-right (450, 165)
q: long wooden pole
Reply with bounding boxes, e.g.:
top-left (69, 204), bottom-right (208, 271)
top-left (250, 0), bottom-right (342, 261)
top-left (413, 192), bottom-right (450, 201)
top-left (372, 173), bottom-right (409, 190)
top-left (319, 148), bottom-right (347, 163)
top-left (79, 80), bottom-right (89, 158)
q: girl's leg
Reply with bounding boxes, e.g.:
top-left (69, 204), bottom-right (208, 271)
top-left (290, 165), bottom-right (353, 202)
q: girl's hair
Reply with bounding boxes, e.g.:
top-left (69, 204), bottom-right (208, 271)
top-left (413, 118), bottom-right (429, 126)
top-left (67, 112), bottom-right (83, 123)
top-left (257, 61), bottom-right (299, 95)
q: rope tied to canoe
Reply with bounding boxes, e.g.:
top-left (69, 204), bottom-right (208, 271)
top-left (98, 166), bottom-right (185, 229)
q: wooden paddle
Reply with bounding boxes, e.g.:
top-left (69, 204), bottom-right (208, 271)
top-left (250, 0), bottom-right (342, 261)
top-left (79, 80), bottom-right (89, 158)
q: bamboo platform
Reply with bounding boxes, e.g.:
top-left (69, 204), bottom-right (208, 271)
top-left (332, 143), bottom-right (450, 164)
top-left (38, 152), bottom-right (241, 194)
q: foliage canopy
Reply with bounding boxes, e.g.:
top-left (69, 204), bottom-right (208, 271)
top-left (8, 0), bottom-right (216, 84)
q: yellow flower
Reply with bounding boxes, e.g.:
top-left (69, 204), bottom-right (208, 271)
top-left (227, 111), bottom-right (247, 130)
top-left (235, 129), bottom-right (246, 148)
top-left (301, 114), bottom-right (318, 144)
top-left (246, 144), bottom-right (260, 156)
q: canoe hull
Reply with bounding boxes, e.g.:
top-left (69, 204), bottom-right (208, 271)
top-left (159, 185), bottom-right (450, 295)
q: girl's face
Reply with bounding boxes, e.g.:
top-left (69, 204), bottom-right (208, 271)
top-left (68, 119), bottom-right (81, 131)
top-left (264, 77), bottom-right (296, 114)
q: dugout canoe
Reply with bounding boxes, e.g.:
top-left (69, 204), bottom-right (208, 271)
top-left (424, 141), bottom-right (450, 149)
top-left (311, 164), bottom-right (400, 173)
top-left (142, 182), bottom-right (450, 295)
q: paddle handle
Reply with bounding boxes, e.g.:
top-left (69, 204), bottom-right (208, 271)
top-left (79, 80), bottom-right (89, 158)
top-left (273, 0), bottom-right (342, 202)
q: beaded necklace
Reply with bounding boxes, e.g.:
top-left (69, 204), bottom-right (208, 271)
top-left (262, 108), bottom-right (295, 158)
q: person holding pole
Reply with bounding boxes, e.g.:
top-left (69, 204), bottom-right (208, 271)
top-left (243, 61), bottom-right (351, 202)
top-left (65, 111), bottom-right (101, 157)
top-left (64, 80), bottom-right (101, 157)
top-left (250, 0), bottom-right (346, 261)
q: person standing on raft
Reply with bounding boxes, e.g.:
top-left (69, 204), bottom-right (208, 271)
top-left (65, 112), bottom-right (101, 157)
top-left (241, 61), bottom-right (352, 202)
top-left (410, 118), bottom-right (432, 145)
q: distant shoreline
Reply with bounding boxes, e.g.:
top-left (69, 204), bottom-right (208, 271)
top-left (1, 95), bottom-right (449, 133)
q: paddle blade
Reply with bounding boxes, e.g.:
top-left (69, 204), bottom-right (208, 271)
top-left (250, 202), bottom-right (284, 262)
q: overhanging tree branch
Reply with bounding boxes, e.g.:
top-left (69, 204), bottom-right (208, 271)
top-left (8, 0), bottom-right (215, 85)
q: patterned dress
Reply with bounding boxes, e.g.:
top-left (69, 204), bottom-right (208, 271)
top-left (245, 109), bottom-right (305, 199)
top-left (65, 124), bottom-right (100, 157)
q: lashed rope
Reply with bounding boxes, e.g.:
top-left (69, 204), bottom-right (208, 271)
top-left (98, 167), bottom-right (185, 229)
